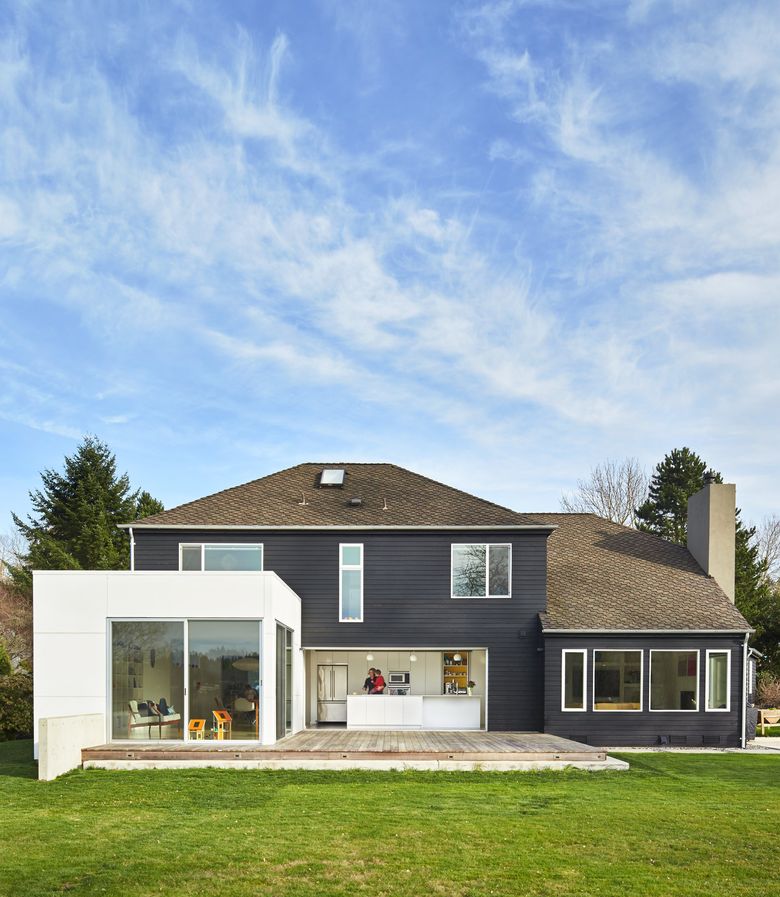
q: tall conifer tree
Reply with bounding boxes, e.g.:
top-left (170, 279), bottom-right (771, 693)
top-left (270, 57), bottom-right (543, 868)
top-left (637, 447), bottom-right (779, 674)
top-left (9, 436), bottom-right (163, 590)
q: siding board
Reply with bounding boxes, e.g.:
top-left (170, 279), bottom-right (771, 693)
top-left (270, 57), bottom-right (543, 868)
top-left (135, 528), bottom-right (548, 731)
top-left (543, 634), bottom-right (743, 746)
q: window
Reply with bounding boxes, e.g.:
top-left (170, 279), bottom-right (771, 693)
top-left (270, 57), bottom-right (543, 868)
top-left (593, 650), bottom-right (642, 711)
top-left (451, 544), bottom-right (511, 598)
top-left (562, 649), bottom-right (586, 711)
top-left (706, 650), bottom-right (731, 712)
top-left (179, 544), bottom-right (263, 571)
top-left (339, 543), bottom-right (363, 622)
top-left (650, 650), bottom-right (699, 711)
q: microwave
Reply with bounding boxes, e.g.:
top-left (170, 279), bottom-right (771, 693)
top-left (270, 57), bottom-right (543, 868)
top-left (389, 671), bottom-right (411, 685)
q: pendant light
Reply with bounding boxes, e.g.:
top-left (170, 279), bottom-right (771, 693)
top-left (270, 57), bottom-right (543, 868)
top-left (453, 653), bottom-right (462, 662)
top-left (366, 653), bottom-right (374, 661)
top-left (409, 653), bottom-right (417, 663)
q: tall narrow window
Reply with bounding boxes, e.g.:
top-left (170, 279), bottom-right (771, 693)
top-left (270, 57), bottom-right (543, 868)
top-left (339, 544), bottom-right (363, 622)
top-left (562, 650), bottom-right (586, 711)
top-left (650, 651), bottom-right (699, 711)
top-left (706, 650), bottom-right (730, 711)
top-left (593, 650), bottom-right (642, 711)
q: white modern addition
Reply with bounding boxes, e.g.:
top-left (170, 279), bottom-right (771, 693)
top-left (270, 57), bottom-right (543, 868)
top-left (33, 570), bottom-right (304, 757)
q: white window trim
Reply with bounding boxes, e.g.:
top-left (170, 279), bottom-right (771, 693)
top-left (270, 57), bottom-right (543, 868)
top-left (561, 649), bottom-right (587, 712)
top-left (648, 649), bottom-right (700, 712)
top-left (339, 543), bottom-right (364, 623)
top-left (450, 543), bottom-right (512, 599)
top-left (705, 648), bottom-right (731, 713)
top-left (178, 543), bottom-right (264, 572)
top-left (592, 648), bottom-right (644, 712)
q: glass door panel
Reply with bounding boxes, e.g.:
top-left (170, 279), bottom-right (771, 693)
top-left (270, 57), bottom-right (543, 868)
top-left (187, 620), bottom-right (261, 741)
top-left (111, 621), bottom-right (184, 740)
top-left (276, 624), bottom-right (294, 740)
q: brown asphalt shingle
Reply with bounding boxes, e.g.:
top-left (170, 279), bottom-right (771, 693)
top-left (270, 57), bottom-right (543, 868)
top-left (131, 462), bottom-right (549, 528)
top-left (535, 513), bottom-right (750, 632)
top-left (133, 463), bottom-right (750, 633)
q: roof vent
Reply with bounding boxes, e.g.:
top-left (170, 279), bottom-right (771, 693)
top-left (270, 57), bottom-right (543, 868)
top-left (348, 497), bottom-right (362, 507)
top-left (319, 468), bottom-right (345, 487)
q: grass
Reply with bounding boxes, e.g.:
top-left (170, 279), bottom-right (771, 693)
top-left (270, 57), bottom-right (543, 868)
top-left (1, 741), bottom-right (778, 897)
top-left (757, 725), bottom-right (780, 736)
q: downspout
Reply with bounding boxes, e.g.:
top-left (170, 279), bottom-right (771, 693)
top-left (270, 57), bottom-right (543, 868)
top-left (741, 632), bottom-right (749, 749)
top-left (129, 526), bottom-right (135, 572)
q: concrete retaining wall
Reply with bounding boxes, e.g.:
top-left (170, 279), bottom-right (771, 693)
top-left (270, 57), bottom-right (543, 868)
top-left (39, 713), bottom-right (105, 781)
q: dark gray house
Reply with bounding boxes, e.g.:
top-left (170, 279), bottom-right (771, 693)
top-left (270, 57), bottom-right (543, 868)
top-left (113, 462), bottom-right (750, 748)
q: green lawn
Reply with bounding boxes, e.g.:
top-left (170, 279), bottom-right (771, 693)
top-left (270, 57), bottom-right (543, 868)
top-left (1, 740), bottom-right (778, 897)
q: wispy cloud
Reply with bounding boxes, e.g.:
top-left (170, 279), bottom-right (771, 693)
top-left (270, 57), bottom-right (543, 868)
top-left (0, 0), bottom-right (778, 525)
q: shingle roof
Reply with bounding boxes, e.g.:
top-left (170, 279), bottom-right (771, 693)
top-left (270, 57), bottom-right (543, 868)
top-left (535, 513), bottom-right (750, 632)
top-left (131, 463), bottom-right (750, 633)
top-left (130, 463), bottom-right (550, 529)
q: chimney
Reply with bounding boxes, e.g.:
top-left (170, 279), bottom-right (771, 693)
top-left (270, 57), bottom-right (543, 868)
top-left (687, 479), bottom-right (736, 602)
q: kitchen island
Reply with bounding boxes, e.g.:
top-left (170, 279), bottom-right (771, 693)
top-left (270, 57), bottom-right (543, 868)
top-left (346, 695), bottom-right (481, 730)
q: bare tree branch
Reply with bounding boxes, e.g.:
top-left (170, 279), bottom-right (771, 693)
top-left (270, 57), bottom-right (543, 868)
top-left (560, 458), bottom-right (649, 527)
top-left (755, 515), bottom-right (780, 583)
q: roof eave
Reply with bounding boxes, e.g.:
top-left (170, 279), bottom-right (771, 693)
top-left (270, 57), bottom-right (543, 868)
top-left (119, 523), bottom-right (557, 531)
top-left (541, 626), bottom-right (753, 635)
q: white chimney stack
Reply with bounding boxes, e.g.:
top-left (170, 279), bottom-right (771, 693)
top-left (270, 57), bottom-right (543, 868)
top-left (687, 478), bottom-right (736, 603)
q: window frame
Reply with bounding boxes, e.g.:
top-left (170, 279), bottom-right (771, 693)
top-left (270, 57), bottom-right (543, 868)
top-left (592, 648), bottom-right (644, 712)
top-left (648, 649), bottom-right (700, 713)
top-left (705, 649), bottom-right (731, 713)
top-left (450, 543), bottom-right (512, 599)
top-left (339, 543), bottom-right (364, 623)
top-left (561, 649), bottom-right (587, 712)
top-left (178, 543), bottom-right (264, 572)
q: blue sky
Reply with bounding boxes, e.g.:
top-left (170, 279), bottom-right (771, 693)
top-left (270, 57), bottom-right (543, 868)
top-left (2, 0), bottom-right (779, 531)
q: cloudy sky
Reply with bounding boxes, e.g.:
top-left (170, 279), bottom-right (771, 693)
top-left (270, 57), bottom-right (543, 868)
top-left (1, 0), bottom-right (779, 531)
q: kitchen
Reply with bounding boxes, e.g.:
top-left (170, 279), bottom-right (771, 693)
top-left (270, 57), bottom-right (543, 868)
top-left (306, 649), bottom-right (487, 730)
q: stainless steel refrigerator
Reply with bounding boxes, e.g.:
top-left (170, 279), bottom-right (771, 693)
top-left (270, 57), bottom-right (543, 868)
top-left (317, 664), bottom-right (348, 722)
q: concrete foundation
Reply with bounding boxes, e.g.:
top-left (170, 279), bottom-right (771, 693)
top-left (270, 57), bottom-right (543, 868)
top-left (39, 713), bottom-right (105, 781)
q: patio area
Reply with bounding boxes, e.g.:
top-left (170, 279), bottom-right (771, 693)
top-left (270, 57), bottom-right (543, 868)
top-left (82, 729), bottom-right (628, 771)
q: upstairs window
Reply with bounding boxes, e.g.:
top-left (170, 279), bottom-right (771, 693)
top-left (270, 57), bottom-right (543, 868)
top-left (451, 544), bottom-right (511, 598)
top-left (339, 544), bottom-right (363, 622)
top-left (179, 544), bottom-right (263, 571)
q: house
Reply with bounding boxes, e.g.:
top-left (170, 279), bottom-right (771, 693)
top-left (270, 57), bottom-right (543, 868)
top-left (33, 462), bottom-right (751, 766)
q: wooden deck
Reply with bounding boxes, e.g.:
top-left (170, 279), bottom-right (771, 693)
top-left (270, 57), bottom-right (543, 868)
top-left (83, 729), bottom-right (607, 763)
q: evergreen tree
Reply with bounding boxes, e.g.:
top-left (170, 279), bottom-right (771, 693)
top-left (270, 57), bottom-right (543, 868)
top-left (635, 447), bottom-right (708, 543)
top-left (637, 447), bottom-right (780, 674)
top-left (9, 436), bottom-right (164, 590)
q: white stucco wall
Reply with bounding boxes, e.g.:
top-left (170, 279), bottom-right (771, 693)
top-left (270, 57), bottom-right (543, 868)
top-left (33, 571), bottom-right (304, 757)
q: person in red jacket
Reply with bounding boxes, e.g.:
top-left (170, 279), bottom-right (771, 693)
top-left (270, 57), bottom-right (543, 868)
top-left (371, 669), bottom-right (386, 694)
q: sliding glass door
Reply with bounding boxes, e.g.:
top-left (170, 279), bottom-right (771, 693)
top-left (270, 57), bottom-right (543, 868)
top-left (111, 619), bottom-right (263, 742)
top-left (187, 620), bottom-right (262, 741)
top-left (111, 621), bottom-right (185, 740)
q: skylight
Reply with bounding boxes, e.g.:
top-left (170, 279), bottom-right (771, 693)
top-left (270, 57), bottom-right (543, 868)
top-left (320, 468), bottom-right (345, 486)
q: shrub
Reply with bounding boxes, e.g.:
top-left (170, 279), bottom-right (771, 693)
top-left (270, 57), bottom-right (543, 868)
top-left (0, 670), bottom-right (33, 741)
top-left (755, 675), bottom-right (780, 709)
top-left (0, 640), bottom-right (11, 676)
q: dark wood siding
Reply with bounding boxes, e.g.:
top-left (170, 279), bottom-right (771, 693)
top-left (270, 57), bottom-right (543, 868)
top-left (544, 634), bottom-right (744, 746)
top-left (134, 528), bottom-right (549, 731)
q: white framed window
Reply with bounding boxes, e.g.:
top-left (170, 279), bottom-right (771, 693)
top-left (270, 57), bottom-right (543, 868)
top-left (451, 544), bottom-right (511, 598)
top-left (705, 649), bottom-right (731, 712)
top-left (561, 649), bottom-right (587, 711)
top-left (339, 543), bottom-right (363, 622)
top-left (593, 650), bottom-right (643, 711)
top-left (649, 650), bottom-right (699, 711)
top-left (178, 543), bottom-right (264, 572)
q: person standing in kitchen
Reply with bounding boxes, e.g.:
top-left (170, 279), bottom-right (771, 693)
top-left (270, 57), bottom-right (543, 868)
top-left (371, 669), bottom-right (386, 694)
top-left (362, 668), bottom-right (376, 693)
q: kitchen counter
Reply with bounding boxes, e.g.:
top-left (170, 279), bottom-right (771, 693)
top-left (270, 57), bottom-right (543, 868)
top-left (346, 694), bottom-right (481, 730)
